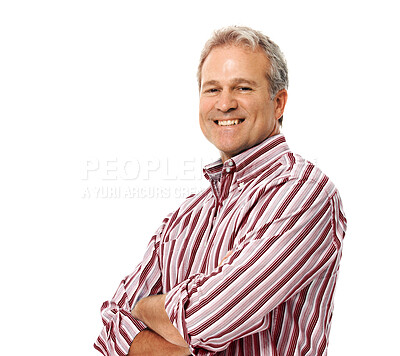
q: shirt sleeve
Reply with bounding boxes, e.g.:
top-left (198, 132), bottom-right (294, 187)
top-left (94, 217), bottom-right (169, 356)
top-left (165, 178), bottom-right (346, 354)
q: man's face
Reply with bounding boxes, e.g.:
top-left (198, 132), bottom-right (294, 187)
top-left (199, 45), bottom-right (287, 162)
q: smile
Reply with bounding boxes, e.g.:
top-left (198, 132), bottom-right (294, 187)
top-left (214, 119), bottom-right (245, 126)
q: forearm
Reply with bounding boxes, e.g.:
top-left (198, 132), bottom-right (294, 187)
top-left (128, 329), bottom-right (191, 356)
top-left (132, 294), bottom-right (188, 348)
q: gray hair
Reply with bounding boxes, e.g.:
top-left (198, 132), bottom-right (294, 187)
top-left (197, 26), bottom-right (289, 123)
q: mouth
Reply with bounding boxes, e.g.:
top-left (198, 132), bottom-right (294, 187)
top-left (213, 119), bottom-right (245, 126)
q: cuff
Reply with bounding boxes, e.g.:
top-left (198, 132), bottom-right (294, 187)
top-left (95, 309), bottom-right (148, 356)
top-left (165, 279), bottom-right (193, 349)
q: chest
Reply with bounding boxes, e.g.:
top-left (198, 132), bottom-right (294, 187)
top-left (159, 186), bottom-right (263, 291)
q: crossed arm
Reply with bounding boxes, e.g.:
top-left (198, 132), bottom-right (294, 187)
top-left (128, 252), bottom-right (233, 355)
top-left (97, 179), bottom-right (342, 356)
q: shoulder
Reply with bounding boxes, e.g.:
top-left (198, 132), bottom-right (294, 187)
top-left (175, 186), bottom-right (213, 213)
top-left (157, 186), bottom-right (213, 241)
top-left (274, 152), bottom-right (347, 235)
top-left (273, 152), bottom-right (339, 199)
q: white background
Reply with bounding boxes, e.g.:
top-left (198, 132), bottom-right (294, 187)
top-left (1, 1), bottom-right (399, 355)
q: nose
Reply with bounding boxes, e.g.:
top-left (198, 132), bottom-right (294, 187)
top-left (215, 90), bottom-right (238, 112)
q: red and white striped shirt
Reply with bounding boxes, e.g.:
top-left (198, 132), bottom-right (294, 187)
top-left (94, 134), bottom-right (347, 356)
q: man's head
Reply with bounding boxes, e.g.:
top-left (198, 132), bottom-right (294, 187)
top-left (198, 26), bottom-right (289, 162)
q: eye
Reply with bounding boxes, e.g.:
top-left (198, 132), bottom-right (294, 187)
top-left (238, 86), bottom-right (252, 92)
top-left (204, 88), bottom-right (219, 94)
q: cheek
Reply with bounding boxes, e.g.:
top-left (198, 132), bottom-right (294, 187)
top-left (239, 97), bottom-right (264, 115)
top-left (199, 98), bottom-right (215, 118)
top-left (254, 102), bottom-right (275, 123)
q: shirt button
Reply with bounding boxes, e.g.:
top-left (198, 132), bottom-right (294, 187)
top-left (228, 161), bottom-right (234, 167)
top-left (225, 167), bottom-right (231, 173)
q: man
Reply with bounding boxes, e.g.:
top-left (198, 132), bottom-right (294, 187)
top-left (94, 26), bottom-right (347, 356)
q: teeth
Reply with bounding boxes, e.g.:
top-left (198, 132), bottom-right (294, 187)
top-left (217, 119), bottom-right (241, 126)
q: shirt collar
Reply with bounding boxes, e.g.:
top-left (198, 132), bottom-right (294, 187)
top-left (203, 134), bottom-right (290, 183)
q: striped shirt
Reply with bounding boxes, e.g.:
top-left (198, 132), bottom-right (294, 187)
top-left (94, 134), bottom-right (347, 356)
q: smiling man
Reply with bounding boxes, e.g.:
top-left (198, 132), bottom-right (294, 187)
top-left (94, 26), bottom-right (347, 356)
top-left (199, 44), bottom-right (286, 163)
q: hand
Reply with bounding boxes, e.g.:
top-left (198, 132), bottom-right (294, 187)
top-left (218, 250), bottom-right (233, 267)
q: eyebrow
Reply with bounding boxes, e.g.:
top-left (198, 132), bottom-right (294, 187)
top-left (202, 78), bottom-right (258, 88)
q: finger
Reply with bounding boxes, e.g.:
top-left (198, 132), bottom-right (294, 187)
top-left (218, 250), bottom-right (233, 266)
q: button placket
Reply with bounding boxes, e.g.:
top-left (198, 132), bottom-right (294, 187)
top-left (224, 160), bottom-right (235, 174)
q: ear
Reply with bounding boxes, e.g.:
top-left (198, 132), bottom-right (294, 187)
top-left (273, 89), bottom-right (288, 120)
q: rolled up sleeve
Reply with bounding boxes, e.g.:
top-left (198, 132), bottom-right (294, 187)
top-left (94, 218), bottom-right (169, 356)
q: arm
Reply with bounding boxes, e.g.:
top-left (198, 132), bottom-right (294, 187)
top-left (129, 250), bottom-right (234, 353)
top-left (128, 329), bottom-right (191, 356)
top-left (165, 180), bottom-right (347, 353)
top-left (94, 217), bottom-right (169, 356)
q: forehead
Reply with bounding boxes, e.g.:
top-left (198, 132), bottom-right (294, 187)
top-left (201, 45), bottom-right (270, 83)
